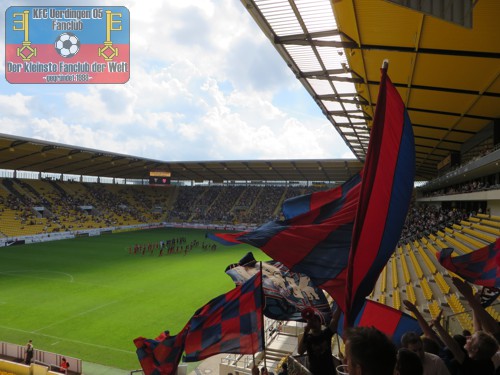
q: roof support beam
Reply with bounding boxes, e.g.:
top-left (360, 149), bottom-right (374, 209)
top-left (367, 80), bottom-right (500, 97)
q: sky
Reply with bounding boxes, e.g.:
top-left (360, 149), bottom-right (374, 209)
top-left (0, 0), bottom-right (355, 162)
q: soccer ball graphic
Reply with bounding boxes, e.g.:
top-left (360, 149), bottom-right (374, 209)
top-left (54, 32), bottom-right (80, 58)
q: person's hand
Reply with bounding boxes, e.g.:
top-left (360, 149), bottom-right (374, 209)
top-left (403, 299), bottom-right (417, 313)
top-left (452, 277), bottom-right (474, 298)
top-left (304, 324), bottom-right (311, 335)
top-left (332, 305), bottom-right (341, 322)
top-left (431, 310), bottom-right (443, 328)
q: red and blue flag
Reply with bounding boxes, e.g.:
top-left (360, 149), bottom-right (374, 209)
top-left (134, 327), bottom-right (189, 375)
top-left (5, 6), bottom-right (130, 84)
top-left (344, 66), bottom-right (415, 327)
top-left (225, 252), bottom-right (333, 323)
top-left (210, 65), bottom-right (414, 325)
top-left (210, 172), bottom-right (362, 309)
top-left (438, 238), bottom-right (500, 287)
top-left (183, 271), bottom-right (264, 361)
top-left (338, 299), bottom-right (422, 346)
top-left (134, 273), bottom-right (264, 375)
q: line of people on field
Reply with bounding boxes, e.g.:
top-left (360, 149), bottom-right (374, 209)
top-left (128, 238), bottom-right (217, 256)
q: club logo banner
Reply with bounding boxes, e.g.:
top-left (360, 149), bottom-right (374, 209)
top-left (5, 6), bottom-right (130, 84)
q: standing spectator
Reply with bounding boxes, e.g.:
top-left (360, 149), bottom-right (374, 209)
top-left (401, 331), bottom-right (450, 375)
top-left (25, 339), bottom-right (34, 364)
top-left (297, 306), bottom-right (341, 375)
top-left (59, 357), bottom-right (70, 374)
top-left (277, 362), bottom-right (288, 375)
top-left (397, 348), bottom-right (424, 375)
top-left (432, 315), bottom-right (498, 375)
top-left (344, 326), bottom-right (397, 375)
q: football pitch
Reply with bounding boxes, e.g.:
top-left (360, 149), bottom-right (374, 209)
top-left (0, 228), bottom-right (267, 371)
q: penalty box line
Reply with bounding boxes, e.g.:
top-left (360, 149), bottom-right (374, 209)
top-left (0, 324), bottom-right (135, 354)
top-left (32, 300), bottom-right (120, 333)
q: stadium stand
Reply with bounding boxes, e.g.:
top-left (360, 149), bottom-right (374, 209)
top-left (1, 169), bottom-right (499, 375)
top-left (1, 0), bottom-right (500, 373)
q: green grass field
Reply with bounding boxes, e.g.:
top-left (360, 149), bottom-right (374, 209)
top-left (0, 228), bottom-right (268, 371)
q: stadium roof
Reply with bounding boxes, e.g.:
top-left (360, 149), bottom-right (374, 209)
top-left (2, 1), bottom-right (498, 185)
top-left (242, 0), bottom-right (500, 181)
top-left (0, 133), bottom-right (363, 182)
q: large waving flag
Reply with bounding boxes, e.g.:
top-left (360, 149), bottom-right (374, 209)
top-left (226, 252), bottom-right (332, 323)
top-left (134, 273), bottom-right (264, 374)
top-left (344, 64), bottom-right (415, 327)
top-left (134, 328), bottom-right (189, 375)
top-left (211, 65), bottom-right (414, 323)
top-left (438, 238), bottom-right (500, 287)
top-left (338, 299), bottom-right (422, 346)
top-left (210, 172), bottom-right (362, 308)
top-left (183, 272), bottom-right (264, 361)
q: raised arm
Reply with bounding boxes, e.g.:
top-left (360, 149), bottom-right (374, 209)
top-left (431, 311), bottom-right (466, 364)
top-left (328, 305), bottom-right (342, 333)
top-left (297, 322), bottom-right (311, 355)
top-left (452, 277), bottom-right (500, 335)
top-left (403, 299), bottom-right (444, 347)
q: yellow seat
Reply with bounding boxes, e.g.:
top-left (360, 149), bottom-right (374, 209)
top-left (444, 235), bottom-right (473, 254)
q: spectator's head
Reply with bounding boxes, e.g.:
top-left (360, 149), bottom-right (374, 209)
top-left (396, 348), bottom-right (423, 375)
top-left (401, 331), bottom-right (424, 360)
top-left (492, 330), bottom-right (500, 345)
top-left (452, 334), bottom-right (467, 350)
top-left (421, 337), bottom-right (440, 355)
top-left (465, 331), bottom-right (499, 361)
top-left (345, 326), bottom-right (397, 375)
top-left (301, 307), bottom-right (323, 328)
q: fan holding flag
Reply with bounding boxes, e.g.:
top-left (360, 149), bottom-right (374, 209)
top-left (297, 305), bottom-right (342, 375)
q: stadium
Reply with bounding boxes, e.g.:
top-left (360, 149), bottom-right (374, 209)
top-left (1, 1), bottom-right (499, 375)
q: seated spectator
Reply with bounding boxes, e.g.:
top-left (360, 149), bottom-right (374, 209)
top-left (397, 348), bottom-right (424, 375)
top-left (401, 331), bottom-right (450, 375)
top-left (344, 326), bottom-right (397, 375)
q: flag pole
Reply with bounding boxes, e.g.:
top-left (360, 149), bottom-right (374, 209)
top-left (382, 59), bottom-right (389, 70)
top-left (260, 262), bottom-right (267, 370)
top-left (336, 333), bottom-right (343, 360)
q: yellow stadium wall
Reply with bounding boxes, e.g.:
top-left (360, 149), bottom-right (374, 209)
top-left (0, 359), bottom-right (30, 375)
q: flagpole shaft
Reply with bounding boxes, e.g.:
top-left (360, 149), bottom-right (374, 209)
top-left (260, 262), bottom-right (267, 369)
top-left (336, 333), bottom-right (343, 359)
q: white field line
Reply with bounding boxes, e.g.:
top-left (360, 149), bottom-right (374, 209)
top-left (0, 270), bottom-right (145, 293)
top-left (0, 324), bottom-right (135, 354)
top-left (0, 270), bottom-right (74, 283)
top-left (33, 300), bottom-right (120, 333)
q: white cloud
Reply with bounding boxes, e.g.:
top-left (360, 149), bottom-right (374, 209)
top-left (0, 0), bottom-right (354, 163)
top-left (0, 93), bottom-right (33, 117)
